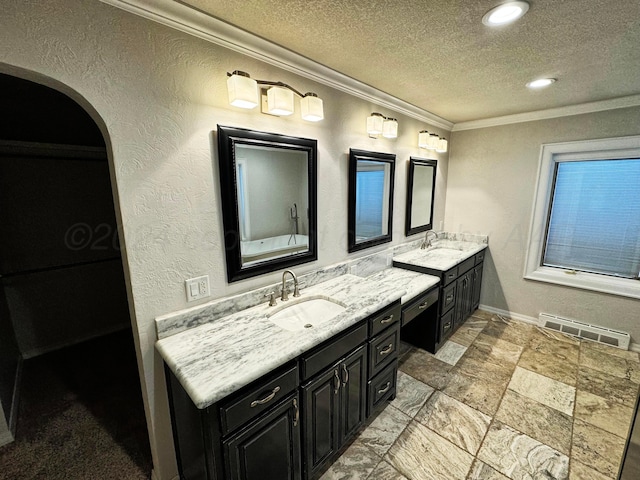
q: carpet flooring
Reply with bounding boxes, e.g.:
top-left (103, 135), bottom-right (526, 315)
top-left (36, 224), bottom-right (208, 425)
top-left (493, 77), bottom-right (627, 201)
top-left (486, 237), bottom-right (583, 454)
top-left (0, 329), bottom-right (152, 480)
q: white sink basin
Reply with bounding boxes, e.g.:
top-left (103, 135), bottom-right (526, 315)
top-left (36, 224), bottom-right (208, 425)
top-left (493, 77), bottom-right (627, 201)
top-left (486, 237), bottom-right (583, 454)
top-left (267, 296), bottom-right (347, 332)
top-left (427, 247), bottom-right (466, 256)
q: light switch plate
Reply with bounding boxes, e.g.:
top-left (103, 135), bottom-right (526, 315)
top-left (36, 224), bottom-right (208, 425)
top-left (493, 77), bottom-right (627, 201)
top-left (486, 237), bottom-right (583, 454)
top-left (185, 275), bottom-right (210, 302)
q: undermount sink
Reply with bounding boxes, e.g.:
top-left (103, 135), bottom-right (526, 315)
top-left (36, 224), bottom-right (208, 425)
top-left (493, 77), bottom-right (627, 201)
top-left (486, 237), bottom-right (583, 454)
top-left (267, 296), bottom-right (347, 332)
top-left (426, 247), bottom-right (466, 256)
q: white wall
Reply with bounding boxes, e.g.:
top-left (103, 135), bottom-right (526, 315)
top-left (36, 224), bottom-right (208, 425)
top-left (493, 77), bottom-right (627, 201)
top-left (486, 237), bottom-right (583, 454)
top-left (0, 1), bottom-right (449, 477)
top-left (447, 107), bottom-right (640, 341)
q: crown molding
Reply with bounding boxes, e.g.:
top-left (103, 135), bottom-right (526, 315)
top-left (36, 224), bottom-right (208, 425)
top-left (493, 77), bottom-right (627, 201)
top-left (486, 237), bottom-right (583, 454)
top-left (452, 94), bottom-right (640, 131)
top-left (99, 0), bottom-right (454, 131)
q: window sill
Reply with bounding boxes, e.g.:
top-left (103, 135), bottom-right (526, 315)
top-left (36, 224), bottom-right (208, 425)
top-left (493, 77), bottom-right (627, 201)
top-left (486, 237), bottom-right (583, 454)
top-left (524, 266), bottom-right (640, 300)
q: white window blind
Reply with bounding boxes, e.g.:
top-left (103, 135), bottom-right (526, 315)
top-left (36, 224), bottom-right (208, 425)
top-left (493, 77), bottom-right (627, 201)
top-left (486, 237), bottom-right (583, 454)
top-left (543, 158), bottom-right (640, 279)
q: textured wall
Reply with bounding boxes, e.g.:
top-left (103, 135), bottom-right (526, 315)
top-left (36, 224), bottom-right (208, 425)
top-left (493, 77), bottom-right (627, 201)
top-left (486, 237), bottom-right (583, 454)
top-left (448, 108), bottom-right (640, 340)
top-left (0, 1), bottom-right (449, 477)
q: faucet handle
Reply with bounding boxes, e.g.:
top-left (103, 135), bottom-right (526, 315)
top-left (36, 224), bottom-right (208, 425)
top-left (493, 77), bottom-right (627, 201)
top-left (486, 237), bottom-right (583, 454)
top-left (264, 291), bottom-right (277, 307)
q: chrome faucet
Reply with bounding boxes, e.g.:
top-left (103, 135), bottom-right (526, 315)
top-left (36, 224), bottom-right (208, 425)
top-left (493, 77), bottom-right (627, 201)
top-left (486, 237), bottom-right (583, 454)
top-left (420, 230), bottom-right (438, 249)
top-left (280, 269), bottom-right (300, 301)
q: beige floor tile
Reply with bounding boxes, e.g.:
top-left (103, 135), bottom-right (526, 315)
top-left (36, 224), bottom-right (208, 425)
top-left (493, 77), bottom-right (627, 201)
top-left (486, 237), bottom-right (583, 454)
top-left (495, 389), bottom-right (573, 455)
top-left (467, 459), bottom-right (509, 480)
top-left (470, 309), bottom-right (494, 321)
top-left (577, 365), bottom-right (639, 408)
top-left (571, 418), bottom-right (626, 478)
top-left (574, 390), bottom-right (634, 438)
top-left (529, 326), bottom-right (581, 349)
top-left (398, 347), bottom-right (452, 390)
top-left (580, 342), bottom-right (640, 383)
top-left (390, 370), bottom-right (435, 418)
top-left (467, 332), bottom-right (523, 365)
top-left (569, 459), bottom-right (613, 480)
top-left (442, 367), bottom-right (509, 416)
top-left (319, 440), bottom-right (380, 480)
top-left (434, 340), bottom-right (467, 366)
top-left (415, 391), bottom-right (491, 455)
top-left (477, 421), bottom-right (569, 479)
top-left (367, 460), bottom-right (408, 480)
top-left (508, 366), bottom-right (576, 416)
top-left (480, 315), bottom-right (533, 347)
top-left (518, 347), bottom-right (579, 386)
top-left (581, 340), bottom-right (640, 363)
top-left (358, 405), bottom-right (411, 457)
top-left (385, 421), bottom-right (474, 480)
top-left (449, 317), bottom-right (488, 347)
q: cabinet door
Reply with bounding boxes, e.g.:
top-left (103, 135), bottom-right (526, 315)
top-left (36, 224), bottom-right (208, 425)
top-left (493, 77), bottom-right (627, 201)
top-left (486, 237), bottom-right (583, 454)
top-left (339, 346), bottom-right (367, 445)
top-left (472, 263), bottom-right (483, 310)
top-left (455, 272), bottom-right (473, 329)
top-left (302, 365), bottom-right (341, 478)
top-left (224, 394), bottom-right (301, 480)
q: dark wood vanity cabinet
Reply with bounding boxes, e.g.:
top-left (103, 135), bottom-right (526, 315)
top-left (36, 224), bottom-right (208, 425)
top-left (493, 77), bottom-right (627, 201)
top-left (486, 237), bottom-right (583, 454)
top-left (165, 300), bottom-right (401, 480)
top-left (453, 253), bottom-right (485, 332)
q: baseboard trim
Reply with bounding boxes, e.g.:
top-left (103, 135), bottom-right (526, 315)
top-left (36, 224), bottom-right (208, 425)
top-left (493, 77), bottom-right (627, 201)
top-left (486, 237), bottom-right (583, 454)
top-left (478, 304), bottom-right (640, 352)
top-left (8, 355), bottom-right (23, 435)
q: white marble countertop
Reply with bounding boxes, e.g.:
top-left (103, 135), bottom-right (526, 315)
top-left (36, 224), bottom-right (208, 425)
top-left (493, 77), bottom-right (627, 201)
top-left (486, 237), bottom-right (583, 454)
top-left (365, 267), bottom-right (440, 304)
top-left (156, 274), bottom-right (406, 409)
top-left (393, 239), bottom-right (487, 271)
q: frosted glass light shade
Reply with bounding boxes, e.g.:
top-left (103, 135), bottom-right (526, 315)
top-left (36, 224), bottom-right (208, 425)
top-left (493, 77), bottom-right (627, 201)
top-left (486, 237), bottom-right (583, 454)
top-left (418, 131), bottom-right (429, 148)
top-left (367, 113), bottom-right (385, 135)
top-left (227, 72), bottom-right (258, 109)
top-left (427, 133), bottom-right (439, 150)
top-left (436, 138), bottom-right (448, 153)
top-left (300, 94), bottom-right (324, 121)
top-left (382, 118), bottom-right (398, 138)
top-left (267, 86), bottom-right (294, 115)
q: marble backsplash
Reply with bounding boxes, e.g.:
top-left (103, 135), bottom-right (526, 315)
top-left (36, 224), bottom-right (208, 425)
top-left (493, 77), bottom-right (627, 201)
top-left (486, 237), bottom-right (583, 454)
top-left (155, 232), bottom-right (489, 339)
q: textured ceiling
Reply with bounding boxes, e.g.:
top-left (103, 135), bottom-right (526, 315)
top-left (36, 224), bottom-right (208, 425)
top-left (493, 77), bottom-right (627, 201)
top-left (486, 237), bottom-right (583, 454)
top-left (179, 0), bottom-right (640, 124)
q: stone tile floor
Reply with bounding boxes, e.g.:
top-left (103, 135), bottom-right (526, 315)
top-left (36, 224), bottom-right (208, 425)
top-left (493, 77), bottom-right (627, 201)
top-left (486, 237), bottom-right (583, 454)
top-left (319, 310), bottom-right (640, 480)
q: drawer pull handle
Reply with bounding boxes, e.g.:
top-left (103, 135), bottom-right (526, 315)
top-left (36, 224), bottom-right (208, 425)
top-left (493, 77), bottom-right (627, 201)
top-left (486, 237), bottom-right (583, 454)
top-left (378, 382), bottom-right (391, 395)
top-left (292, 398), bottom-right (299, 427)
top-left (418, 301), bottom-right (430, 309)
top-left (380, 343), bottom-right (394, 356)
top-left (333, 369), bottom-right (341, 394)
top-left (342, 364), bottom-right (349, 386)
top-left (380, 314), bottom-right (394, 324)
top-left (250, 386), bottom-right (281, 407)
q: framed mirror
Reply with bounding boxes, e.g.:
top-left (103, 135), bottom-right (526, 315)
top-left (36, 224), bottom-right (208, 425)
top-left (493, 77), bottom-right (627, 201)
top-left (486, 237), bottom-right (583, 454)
top-left (348, 149), bottom-right (395, 253)
top-left (405, 157), bottom-right (437, 236)
top-left (217, 125), bottom-right (317, 282)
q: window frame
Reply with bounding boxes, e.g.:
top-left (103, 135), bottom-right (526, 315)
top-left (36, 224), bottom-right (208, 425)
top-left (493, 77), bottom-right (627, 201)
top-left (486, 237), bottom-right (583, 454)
top-left (524, 135), bottom-right (640, 300)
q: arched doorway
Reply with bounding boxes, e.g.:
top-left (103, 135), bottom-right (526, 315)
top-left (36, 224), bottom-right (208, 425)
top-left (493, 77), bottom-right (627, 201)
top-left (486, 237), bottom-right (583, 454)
top-left (0, 73), bottom-right (152, 478)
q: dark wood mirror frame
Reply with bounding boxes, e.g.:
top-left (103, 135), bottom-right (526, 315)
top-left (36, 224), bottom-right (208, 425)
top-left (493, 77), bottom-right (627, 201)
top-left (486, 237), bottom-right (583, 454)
top-left (217, 125), bottom-right (318, 282)
top-left (405, 157), bottom-right (437, 236)
top-left (348, 149), bottom-right (395, 253)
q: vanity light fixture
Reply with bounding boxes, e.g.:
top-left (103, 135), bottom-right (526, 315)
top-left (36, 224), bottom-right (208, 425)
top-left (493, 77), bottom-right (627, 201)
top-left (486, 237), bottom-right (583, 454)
top-left (367, 113), bottom-right (398, 138)
top-left (482, 1), bottom-right (530, 26)
top-left (436, 138), bottom-right (448, 153)
top-left (526, 78), bottom-right (557, 89)
top-left (226, 70), bottom-right (324, 121)
top-left (418, 131), bottom-right (447, 152)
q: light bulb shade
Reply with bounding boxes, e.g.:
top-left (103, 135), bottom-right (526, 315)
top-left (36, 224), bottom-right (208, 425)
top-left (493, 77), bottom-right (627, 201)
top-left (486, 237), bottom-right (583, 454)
top-left (366, 113), bottom-right (385, 135)
top-left (418, 131), bottom-right (429, 148)
top-left (436, 138), bottom-right (448, 153)
top-left (382, 118), bottom-right (398, 138)
top-left (427, 133), bottom-right (439, 150)
top-left (227, 72), bottom-right (258, 109)
top-left (267, 86), bottom-right (294, 116)
top-left (300, 94), bottom-right (324, 122)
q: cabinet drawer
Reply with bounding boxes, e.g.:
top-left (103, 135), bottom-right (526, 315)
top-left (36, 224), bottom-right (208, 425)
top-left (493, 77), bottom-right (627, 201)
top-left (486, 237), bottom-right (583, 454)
top-left (458, 257), bottom-right (475, 276)
top-left (220, 362), bottom-right (299, 435)
top-left (367, 361), bottom-right (397, 416)
top-left (369, 301), bottom-right (401, 337)
top-left (368, 324), bottom-right (399, 378)
top-left (301, 323), bottom-right (367, 381)
top-left (441, 282), bottom-right (456, 314)
top-left (474, 250), bottom-right (485, 265)
top-left (443, 266), bottom-right (458, 286)
top-left (402, 287), bottom-right (438, 327)
top-left (440, 309), bottom-right (454, 341)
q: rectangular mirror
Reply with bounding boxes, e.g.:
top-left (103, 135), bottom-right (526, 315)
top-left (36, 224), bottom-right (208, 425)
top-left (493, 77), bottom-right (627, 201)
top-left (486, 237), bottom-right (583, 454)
top-left (348, 149), bottom-right (395, 253)
top-left (405, 157), bottom-right (437, 235)
top-left (217, 125), bottom-right (317, 282)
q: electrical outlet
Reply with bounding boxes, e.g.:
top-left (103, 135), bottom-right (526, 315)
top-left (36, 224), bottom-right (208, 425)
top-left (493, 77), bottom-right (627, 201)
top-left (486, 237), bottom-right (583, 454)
top-left (186, 275), bottom-right (210, 302)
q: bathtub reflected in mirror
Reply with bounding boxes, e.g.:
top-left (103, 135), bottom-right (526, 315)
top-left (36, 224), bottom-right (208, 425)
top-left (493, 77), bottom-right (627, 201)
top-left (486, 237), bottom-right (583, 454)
top-left (217, 126), bottom-right (317, 282)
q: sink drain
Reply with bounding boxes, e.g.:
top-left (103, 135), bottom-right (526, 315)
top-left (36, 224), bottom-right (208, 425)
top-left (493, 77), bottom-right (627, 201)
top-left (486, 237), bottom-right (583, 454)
top-left (304, 324), bottom-right (313, 328)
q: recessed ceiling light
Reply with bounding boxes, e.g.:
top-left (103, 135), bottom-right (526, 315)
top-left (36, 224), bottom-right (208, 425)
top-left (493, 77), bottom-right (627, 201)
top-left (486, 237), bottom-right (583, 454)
top-left (482, 1), bottom-right (530, 26)
top-left (526, 78), bottom-right (557, 89)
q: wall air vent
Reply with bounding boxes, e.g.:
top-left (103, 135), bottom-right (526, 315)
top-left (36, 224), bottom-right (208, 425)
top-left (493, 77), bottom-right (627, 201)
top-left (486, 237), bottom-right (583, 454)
top-left (538, 313), bottom-right (630, 350)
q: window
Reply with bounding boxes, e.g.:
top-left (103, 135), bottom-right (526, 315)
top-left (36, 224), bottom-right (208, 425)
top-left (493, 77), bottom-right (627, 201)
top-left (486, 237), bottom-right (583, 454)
top-left (525, 135), bottom-right (640, 299)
